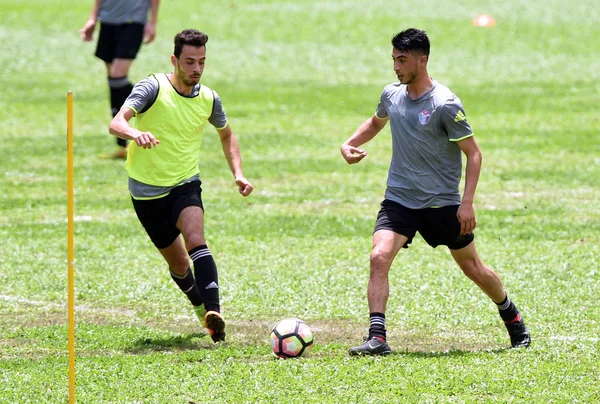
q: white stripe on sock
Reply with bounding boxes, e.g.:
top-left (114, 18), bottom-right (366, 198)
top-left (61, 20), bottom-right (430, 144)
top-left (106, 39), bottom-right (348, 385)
top-left (370, 318), bottom-right (385, 327)
top-left (170, 269), bottom-right (190, 279)
top-left (189, 249), bottom-right (211, 260)
top-left (498, 297), bottom-right (511, 311)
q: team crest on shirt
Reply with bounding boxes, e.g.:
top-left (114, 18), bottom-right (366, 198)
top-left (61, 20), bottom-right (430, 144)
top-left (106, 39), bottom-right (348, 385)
top-left (418, 109), bottom-right (431, 125)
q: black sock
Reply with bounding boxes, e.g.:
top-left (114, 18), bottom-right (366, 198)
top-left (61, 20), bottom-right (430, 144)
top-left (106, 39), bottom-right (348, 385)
top-left (189, 245), bottom-right (220, 313)
top-left (368, 312), bottom-right (386, 340)
top-left (496, 295), bottom-right (520, 322)
top-left (108, 76), bottom-right (133, 148)
top-left (169, 267), bottom-right (203, 307)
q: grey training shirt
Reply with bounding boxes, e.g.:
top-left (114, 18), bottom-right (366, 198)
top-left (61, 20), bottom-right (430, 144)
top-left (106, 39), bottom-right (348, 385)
top-left (122, 74), bottom-right (228, 198)
top-left (375, 80), bottom-right (473, 209)
top-left (98, 0), bottom-right (150, 24)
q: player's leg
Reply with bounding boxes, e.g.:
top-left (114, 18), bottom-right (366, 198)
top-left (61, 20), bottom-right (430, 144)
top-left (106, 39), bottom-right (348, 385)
top-left (131, 195), bottom-right (205, 317)
top-left (421, 205), bottom-right (530, 348)
top-left (157, 236), bottom-right (205, 319)
top-left (131, 193), bottom-right (205, 328)
top-left (108, 59), bottom-right (134, 114)
top-left (368, 229), bottom-right (407, 314)
top-left (108, 58), bottom-right (134, 77)
top-left (450, 243), bottom-right (531, 348)
top-left (449, 241), bottom-right (505, 302)
top-left (350, 230), bottom-right (406, 356)
top-left (173, 182), bottom-right (225, 342)
top-left (108, 23), bottom-right (145, 156)
top-left (350, 200), bottom-right (417, 356)
top-left (105, 59), bottom-right (135, 156)
top-left (177, 206), bottom-right (220, 309)
top-left (368, 229), bottom-right (407, 332)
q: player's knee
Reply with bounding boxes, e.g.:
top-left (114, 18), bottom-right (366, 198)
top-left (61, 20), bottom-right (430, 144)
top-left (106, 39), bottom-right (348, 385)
top-left (108, 62), bottom-right (132, 78)
top-left (370, 250), bottom-right (393, 274)
top-left (169, 256), bottom-right (191, 274)
top-left (184, 233), bottom-right (206, 251)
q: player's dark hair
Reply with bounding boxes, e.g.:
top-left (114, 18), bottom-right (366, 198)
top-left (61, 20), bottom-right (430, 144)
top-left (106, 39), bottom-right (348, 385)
top-left (391, 28), bottom-right (430, 57)
top-left (174, 29), bottom-right (209, 58)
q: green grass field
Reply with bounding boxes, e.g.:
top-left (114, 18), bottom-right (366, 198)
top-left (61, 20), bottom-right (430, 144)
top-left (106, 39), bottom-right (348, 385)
top-left (1, 0), bottom-right (599, 402)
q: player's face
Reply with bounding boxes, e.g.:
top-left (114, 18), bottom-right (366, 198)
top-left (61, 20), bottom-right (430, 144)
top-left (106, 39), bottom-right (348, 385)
top-left (172, 45), bottom-right (206, 87)
top-left (392, 49), bottom-right (424, 85)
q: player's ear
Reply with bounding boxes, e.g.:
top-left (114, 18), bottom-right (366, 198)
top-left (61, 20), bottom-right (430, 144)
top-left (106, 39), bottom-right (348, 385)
top-left (171, 55), bottom-right (177, 67)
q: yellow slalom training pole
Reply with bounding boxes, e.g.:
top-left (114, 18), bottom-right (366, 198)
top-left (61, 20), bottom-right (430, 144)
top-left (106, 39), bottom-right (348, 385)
top-left (66, 91), bottom-right (76, 404)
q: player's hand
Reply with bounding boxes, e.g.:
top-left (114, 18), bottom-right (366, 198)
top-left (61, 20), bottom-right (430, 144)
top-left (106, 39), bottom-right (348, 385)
top-left (235, 176), bottom-right (254, 197)
top-left (132, 131), bottom-right (160, 149)
top-left (79, 19), bottom-right (96, 42)
top-left (457, 203), bottom-right (476, 235)
top-left (341, 144), bottom-right (367, 164)
top-left (144, 22), bottom-right (156, 44)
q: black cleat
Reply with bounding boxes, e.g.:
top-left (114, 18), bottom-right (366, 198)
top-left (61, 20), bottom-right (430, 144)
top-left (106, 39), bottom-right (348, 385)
top-left (204, 311), bottom-right (226, 343)
top-left (505, 315), bottom-right (531, 348)
top-left (349, 337), bottom-right (391, 356)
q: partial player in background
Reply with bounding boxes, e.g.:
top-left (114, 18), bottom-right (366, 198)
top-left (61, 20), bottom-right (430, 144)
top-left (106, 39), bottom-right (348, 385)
top-left (341, 28), bottom-right (531, 355)
top-left (80, 0), bottom-right (160, 159)
top-left (109, 29), bottom-right (254, 342)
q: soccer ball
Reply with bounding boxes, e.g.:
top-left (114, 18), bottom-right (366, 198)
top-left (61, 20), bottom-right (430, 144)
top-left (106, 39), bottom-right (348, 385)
top-left (270, 318), bottom-right (314, 358)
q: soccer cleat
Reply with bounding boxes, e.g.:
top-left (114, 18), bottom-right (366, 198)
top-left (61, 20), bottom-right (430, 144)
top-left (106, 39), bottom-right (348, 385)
top-left (204, 311), bottom-right (226, 343)
top-left (111, 147), bottom-right (128, 159)
top-left (193, 305), bottom-right (206, 322)
top-left (349, 336), bottom-right (391, 356)
top-left (505, 314), bottom-right (531, 348)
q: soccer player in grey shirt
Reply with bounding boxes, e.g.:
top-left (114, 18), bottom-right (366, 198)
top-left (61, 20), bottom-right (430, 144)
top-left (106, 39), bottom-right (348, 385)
top-left (80, 0), bottom-right (160, 158)
top-left (341, 28), bottom-right (530, 355)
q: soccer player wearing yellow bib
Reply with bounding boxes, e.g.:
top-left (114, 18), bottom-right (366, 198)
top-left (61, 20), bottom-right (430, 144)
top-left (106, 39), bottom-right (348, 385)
top-left (109, 29), bottom-right (254, 342)
top-left (341, 28), bottom-right (530, 355)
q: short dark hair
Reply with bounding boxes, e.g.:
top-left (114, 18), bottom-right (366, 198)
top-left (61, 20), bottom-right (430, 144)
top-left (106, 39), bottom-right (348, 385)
top-left (391, 28), bottom-right (430, 57)
top-left (174, 29), bottom-right (209, 58)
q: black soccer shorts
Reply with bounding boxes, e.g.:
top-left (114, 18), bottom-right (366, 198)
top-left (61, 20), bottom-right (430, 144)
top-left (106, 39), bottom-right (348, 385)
top-left (95, 22), bottom-right (145, 63)
top-left (374, 199), bottom-right (474, 249)
top-left (131, 181), bottom-right (204, 249)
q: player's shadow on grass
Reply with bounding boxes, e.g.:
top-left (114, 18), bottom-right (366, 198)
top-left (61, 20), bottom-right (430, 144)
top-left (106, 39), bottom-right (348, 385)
top-left (127, 332), bottom-right (215, 353)
top-left (394, 346), bottom-right (511, 358)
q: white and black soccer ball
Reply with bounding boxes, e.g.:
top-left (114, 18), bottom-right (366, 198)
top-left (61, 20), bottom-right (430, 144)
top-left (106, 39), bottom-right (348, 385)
top-left (270, 318), bottom-right (314, 358)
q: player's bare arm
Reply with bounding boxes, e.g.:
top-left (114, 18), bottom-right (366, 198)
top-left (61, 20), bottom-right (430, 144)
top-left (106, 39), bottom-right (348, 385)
top-left (217, 125), bottom-right (254, 197)
top-left (144, 0), bottom-right (160, 44)
top-left (341, 115), bottom-right (388, 164)
top-left (456, 136), bottom-right (483, 235)
top-left (109, 108), bottom-right (160, 149)
top-left (79, 0), bottom-right (102, 41)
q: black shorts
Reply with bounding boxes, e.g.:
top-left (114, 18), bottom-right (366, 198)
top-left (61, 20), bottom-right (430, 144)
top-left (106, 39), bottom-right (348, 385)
top-left (374, 199), bottom-right (474, 250)
top-left (95, 22), bottom-right (145, 63)
top-left (131, 181), bottom-right (204, 249)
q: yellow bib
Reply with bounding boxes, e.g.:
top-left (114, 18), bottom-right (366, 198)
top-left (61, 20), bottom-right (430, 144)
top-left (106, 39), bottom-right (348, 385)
top-left (126, 73), bottom-right (214, 186)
